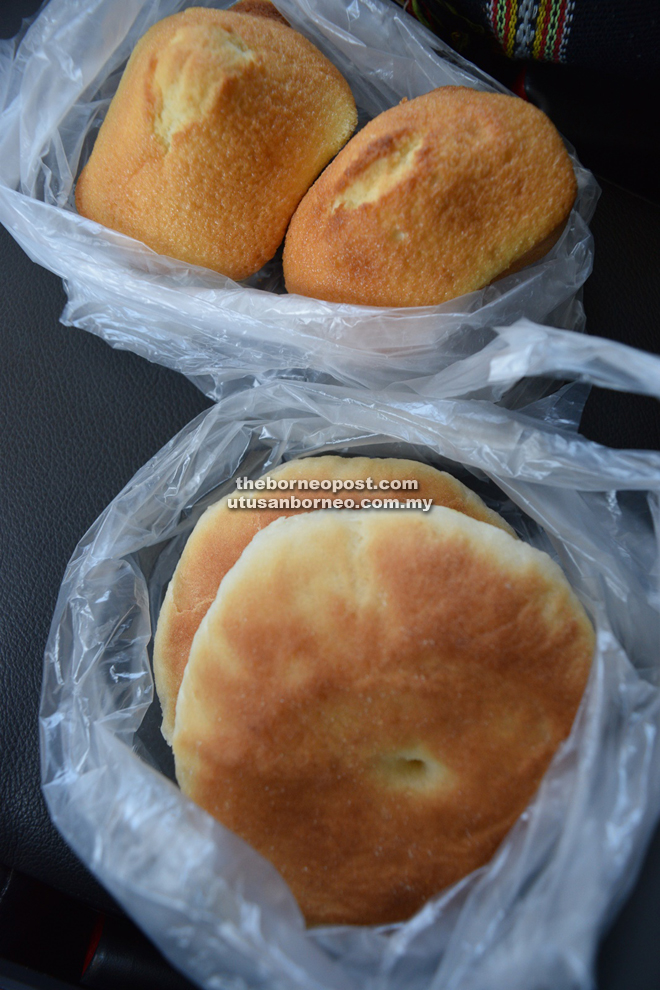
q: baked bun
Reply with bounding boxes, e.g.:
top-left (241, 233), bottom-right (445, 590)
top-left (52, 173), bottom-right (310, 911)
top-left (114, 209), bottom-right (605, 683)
top-left (154, 456), bottom-right (512, 741)
top-left (283, 86), bottom-right (577, 307)
top-left (173, 508), bottom-right (593, 926)
top-left (75, 6), bottom-right (357, 279)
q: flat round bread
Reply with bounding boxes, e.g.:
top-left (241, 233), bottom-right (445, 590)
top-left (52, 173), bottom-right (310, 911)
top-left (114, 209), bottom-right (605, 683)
top-left (154, 456), bottom-right (512, 741)
top-left (283, 86), bottom-right (577, 307)
top-left (173, 508), bottom-right (593, 926)
top-left (75, 6), bottom-right (356, 279)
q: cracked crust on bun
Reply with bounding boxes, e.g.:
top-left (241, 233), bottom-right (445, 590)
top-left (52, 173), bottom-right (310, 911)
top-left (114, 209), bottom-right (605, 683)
top-left (283, 86), bottom-right (577, 307)
top-left (76, 6), bottom-right (356, 279)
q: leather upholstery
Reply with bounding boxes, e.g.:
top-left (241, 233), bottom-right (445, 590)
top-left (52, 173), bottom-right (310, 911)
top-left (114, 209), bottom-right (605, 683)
top-left (581, 181), bottom-right (660, 450)
top-left (0, 222), bottom-right (211, 910)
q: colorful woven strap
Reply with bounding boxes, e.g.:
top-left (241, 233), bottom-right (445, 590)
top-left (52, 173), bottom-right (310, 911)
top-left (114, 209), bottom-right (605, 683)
top-left (489, 0), bottom-right (575, 62)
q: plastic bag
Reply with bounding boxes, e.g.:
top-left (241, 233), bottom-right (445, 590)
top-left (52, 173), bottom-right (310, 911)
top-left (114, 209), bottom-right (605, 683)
top-left (0, 0), bottom-right (598, 395)
top-left (42, 322), bottom-right (660, 990)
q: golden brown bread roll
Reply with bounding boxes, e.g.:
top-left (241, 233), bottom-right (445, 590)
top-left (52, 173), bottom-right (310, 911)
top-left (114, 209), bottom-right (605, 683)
top-left (283, 86), bottom-right (577, 307)
top-left (75, 6), bottom-right (357, 279)
top-left (173, 507), bottom-right (593, 926)
top-left (154, 455), bottom-right (513, 742)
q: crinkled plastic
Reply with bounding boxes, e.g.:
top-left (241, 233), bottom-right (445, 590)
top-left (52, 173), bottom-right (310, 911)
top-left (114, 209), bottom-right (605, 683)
top-left (0, 0), bottom-right (598, 394)
top-left (42, 322), bottom-right (660, 990)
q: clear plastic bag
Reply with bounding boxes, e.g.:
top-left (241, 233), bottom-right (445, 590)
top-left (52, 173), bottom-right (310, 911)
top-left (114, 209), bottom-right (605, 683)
top-left (0, 0), bottom-right (598, 394)
top-left (42, 322), bottom-right (660, 990)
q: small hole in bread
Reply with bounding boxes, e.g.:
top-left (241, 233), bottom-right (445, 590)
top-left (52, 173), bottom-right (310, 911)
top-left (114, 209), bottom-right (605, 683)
top-left (393, 756), bottom-right (426, 776)
top-left (375, 747), bottom-right (452, 791)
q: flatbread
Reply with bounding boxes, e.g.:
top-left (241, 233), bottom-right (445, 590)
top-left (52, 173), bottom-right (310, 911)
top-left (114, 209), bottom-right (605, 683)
top-left (154, 456), bottom-right (513, 741)
top-left (173, 507), bottom-right (593, 925)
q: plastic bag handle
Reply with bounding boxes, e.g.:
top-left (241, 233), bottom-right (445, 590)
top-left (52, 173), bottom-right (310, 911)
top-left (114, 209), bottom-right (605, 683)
top-left (488, 322), bottom-right (660, 400)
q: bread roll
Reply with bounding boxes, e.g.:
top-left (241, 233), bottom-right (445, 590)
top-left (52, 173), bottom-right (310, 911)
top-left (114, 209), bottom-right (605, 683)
top-left (154, 455), bottom-right (512, 741)
top-left (173, 507), bottom-right (593, 926)
top-left (283, 86), bottom-right (577, 307)
top-left (75, 6), bottom-right (357, 279)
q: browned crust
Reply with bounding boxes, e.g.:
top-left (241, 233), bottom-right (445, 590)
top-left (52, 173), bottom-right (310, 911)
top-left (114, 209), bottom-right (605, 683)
top-left (75, 7), bottom-right (356, 279)
top-left (231, 0), bottom-right (290, 25)
top-left (173, 508), bottom-right (594, 926)
top-left (494, 216), bottom-right (568, 280)
top-left (153, 456), bottom-right (514, 742)
top-left (283, 86), bottom-right (577, 307)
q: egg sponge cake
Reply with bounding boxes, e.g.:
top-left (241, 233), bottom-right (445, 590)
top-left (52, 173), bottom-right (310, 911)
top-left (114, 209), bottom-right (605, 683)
top-left (173, 508), bottom-right (593, 926)
top-left (154, 456), bottom-right (513, 742)
top-left (75, 6), bottom-right (357, 279)
top-left (283, 86), bottom-right (577, 307)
